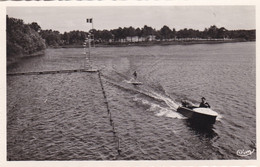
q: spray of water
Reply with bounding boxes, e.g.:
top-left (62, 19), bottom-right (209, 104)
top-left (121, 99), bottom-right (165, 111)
top-left (132, 85), bottom-right (185, 119)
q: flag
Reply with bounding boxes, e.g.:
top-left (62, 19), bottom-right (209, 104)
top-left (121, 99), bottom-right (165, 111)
top-left (86, 18), bottom-right (92, 23)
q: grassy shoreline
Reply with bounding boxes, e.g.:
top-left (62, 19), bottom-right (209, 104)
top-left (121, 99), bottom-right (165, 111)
top-left (59, 39), bottom-right (252, 48)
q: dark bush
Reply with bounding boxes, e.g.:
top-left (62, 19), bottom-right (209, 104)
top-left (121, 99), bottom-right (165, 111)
top-left (6, 15), bottom-right (46, 58)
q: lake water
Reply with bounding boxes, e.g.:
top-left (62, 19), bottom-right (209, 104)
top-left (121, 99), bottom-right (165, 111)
top-left (7, 42), bottom-right (256, 160)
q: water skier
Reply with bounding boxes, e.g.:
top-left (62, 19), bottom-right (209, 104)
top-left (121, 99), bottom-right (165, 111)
top-left (133, 71), bottom-right (137, 80)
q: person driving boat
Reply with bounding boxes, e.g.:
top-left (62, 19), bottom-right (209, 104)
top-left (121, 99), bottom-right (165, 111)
top-left (199, 97), bottom-right (211, 108)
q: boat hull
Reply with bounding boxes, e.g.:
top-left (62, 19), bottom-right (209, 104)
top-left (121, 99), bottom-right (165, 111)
top-left (177, 107), bottom-right (217, 124)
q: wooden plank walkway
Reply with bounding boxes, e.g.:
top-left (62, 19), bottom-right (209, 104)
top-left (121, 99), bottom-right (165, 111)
top-left (7, 68), bottom-right (98, 76)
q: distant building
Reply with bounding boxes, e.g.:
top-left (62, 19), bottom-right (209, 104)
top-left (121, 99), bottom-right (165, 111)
top-left (125, 35), bottom-right (156, 42)
top-left (126, 36), bottom-right (139, 42)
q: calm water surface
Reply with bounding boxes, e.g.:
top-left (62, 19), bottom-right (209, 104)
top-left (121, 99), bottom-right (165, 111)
top-left (7, 42), bottom-right (256, 160)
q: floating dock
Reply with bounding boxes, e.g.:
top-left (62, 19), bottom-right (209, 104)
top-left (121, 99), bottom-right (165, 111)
top-left (7, 68), bottom-right (98, 76)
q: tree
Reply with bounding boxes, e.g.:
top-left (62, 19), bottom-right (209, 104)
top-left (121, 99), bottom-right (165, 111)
top-left (160, 25), bottom-right (172, 40)
top-left (141, 25), bottom-right (155, 41)
top-left (29, 22), bottom-right (41, 32)
top-left (217, 27), bottom-right (227, 39)
top-left (127, 26), bottom-right (136, 42)
top-left (207, 25), bottom-right (218, 39)
top-left (171, 28), bottom-right (176, 39)
top-left (7, 15), bottom-right (46, 58)
top-left (122, 27), bottom-right (128, 41)
top-left (135, 28), bottom-right (142, 42)
top-left (100, 30), bottom-right (113, 42)
top-left (176, 28), bottom-right (188, 38)
top-left (62, 32), bottom-right (70, 45)
top-left (40, 29), bottom-right (62, 46)
top-left (117, 27), bottom-right (125, 41)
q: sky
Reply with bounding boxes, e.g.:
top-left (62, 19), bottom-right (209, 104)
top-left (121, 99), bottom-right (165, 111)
top-left (7, 6), bottom-right (255, 33)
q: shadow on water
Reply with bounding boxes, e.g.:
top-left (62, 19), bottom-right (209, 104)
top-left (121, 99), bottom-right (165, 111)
top-left (7, 52), bottom-right (45, 71)
top-left (184, 119), bottom-right (218, 139)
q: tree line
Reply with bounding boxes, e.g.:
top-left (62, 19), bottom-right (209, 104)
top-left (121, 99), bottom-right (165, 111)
top-left (7, 15), bottom-right (255, 56)
top-left (40, 25), bottom-right (256, 47)
top-left (7, 15), bottom-right (46, 58)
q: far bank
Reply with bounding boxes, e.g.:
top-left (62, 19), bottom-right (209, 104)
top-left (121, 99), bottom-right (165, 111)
top-left (57, 39), bottom-right (252, 48)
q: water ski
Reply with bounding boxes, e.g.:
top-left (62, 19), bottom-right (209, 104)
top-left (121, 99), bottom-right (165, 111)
top-left (83, 68), bottom-right (98, 72)
top-left (131, 81), bottom-right (143, 85)
top-left (127, 78), bottom-right (143, 85)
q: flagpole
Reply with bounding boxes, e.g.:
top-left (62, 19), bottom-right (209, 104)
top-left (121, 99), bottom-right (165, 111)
top-left (92, 18), bottom-right (94, 30)
top-left (91, 18), bottom-right (95, 48)
top-left (88, 18), bottom-right (91, 69)
top-left (88, 34), bottom-right (91, 69)
top-left (84, 18), bottom-right (97, 72)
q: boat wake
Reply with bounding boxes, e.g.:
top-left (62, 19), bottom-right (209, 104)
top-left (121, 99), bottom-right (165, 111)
top-left (133, 96), bottom-right (184, 119)
top-left (102, 70), bottom-right (222, 121)
top-left (103, 75), bottom-right (184, 119)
